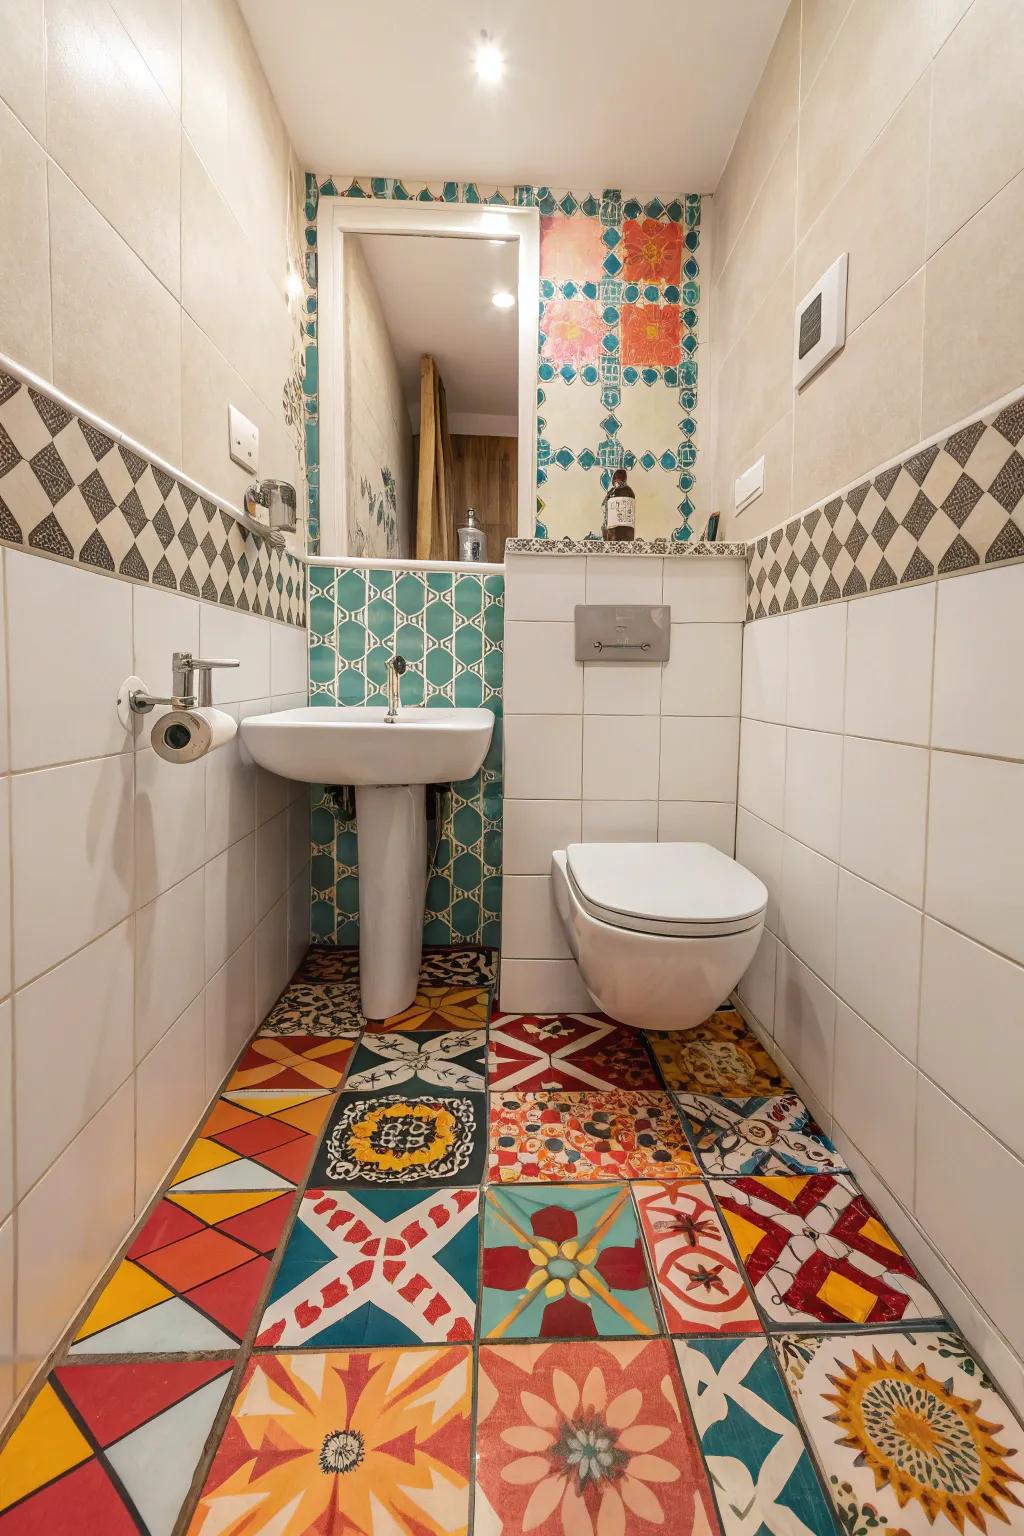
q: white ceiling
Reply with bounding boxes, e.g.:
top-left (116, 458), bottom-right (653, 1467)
top-left (354, 233), bottom-right (519, 425)
top-left (239, 0), bottom-right (787, 192)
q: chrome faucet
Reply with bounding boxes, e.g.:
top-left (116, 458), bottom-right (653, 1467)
top-left (386, 653), bottom-right (407, 722)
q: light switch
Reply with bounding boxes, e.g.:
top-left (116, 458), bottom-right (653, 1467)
top-left (735, 455), bottom-right (765, 513)
top-left (228, 405), bottom-right (258, 472)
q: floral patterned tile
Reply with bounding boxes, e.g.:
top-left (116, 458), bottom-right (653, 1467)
top-left (366, 984), bottom-right (491, 1032)
top-left (489, 1012), bottom-right (660, 1091)
top-left (419, 946), bottom-right (497, 988)
top-left (256, 1187), bottom-right (478, 1349)
top-left (714, 1174), bottom-right (944, 1329)
top-left (488, 1091), bottom-right (699, 1183)
top-left (0, 1362), bottom-right (231, 1532)
top-left (187, 1348), bottom-right (473, 1535)
top-left (633, 1181), bottom-right (761, 1335)
top-left (258, 981), bottom-right (364, 1037)
top-left (775, 1328), bottom-right (1024, 1536)
top-left (647, 1009), bottom-right (790, 1095)
top-left (677, 1093), bottom-right (847, 1176)
top-left (166, 1091), bottom-right (333, 1194)
top-left (311, 1092), bottom-right (488, 1188)
top-left (475, 1339), bottom-right (721, 1536)
top-left (481, 1183), bottom-right (658, 1340)
top-left (345, 1030), bottom-right (486, 1094)
top-left (676, 1336), bottom-right (837, 1536)
top-left (224, 1034), bottom-right (355, 1093)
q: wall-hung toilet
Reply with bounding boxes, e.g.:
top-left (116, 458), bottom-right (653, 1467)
top-left (551, 842), bottom-right (767, 1033)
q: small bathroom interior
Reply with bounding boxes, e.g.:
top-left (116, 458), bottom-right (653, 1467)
top-left (1, 0), bottom-right (1024, 1531)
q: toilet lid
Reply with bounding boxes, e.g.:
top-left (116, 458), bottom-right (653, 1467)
top-left (565, 842), bottom-right (767, 936)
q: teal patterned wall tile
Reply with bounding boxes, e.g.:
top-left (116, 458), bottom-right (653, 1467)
top-left (309, 562), bottom-right (503, 947)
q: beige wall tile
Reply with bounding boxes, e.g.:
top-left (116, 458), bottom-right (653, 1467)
top-left (181, 316), bottom-right (273, 504)
top-left (721, 411), bottom-right (793, 539)
top-left (109, 0), bottom-right (182, 110)
top-left (717, 259), bottom-right (795, 478)
top-left (800, 0), bottom-right (855, 99)
top-left (48, 163), bottom-right (182, 466)
top-left (922, 169), bottom-right (1024, 435)
top-left (793, 269), bottom-right (924, 510)
top-left (929, 0), bottom-right (1024, 255)
top-left (0, 0), bottom-right (45, 141)
top-left (714, 128), bottom-right (797, 361)
top-left (798, 0), bottom-right (931, 235)
top-left (46, 0), bottom-right (181, 296)
top-left (930, 0), bottom-right (974, 49)
top-left (0, 101), bottom-right (51, 378)
top-left (796, 73), bottom-right (929, 336)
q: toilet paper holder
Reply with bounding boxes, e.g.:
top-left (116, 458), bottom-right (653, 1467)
top-left (128, 652), bottom-right (239, 714)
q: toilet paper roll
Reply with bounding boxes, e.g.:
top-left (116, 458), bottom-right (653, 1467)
top-left (151, 706), bottom-right (237, 764)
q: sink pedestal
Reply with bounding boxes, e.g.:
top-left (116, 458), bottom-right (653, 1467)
top-left (355, 784), bottom-right (426, 1020)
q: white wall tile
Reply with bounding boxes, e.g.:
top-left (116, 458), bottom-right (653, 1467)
top-left (735, 808), bottom-right (783, 932)
top-left (504, 621), bottom-right (581, 714)
top-left (502, 876), bottom-right (570, 960)
top-left (204, 713), bottom-right (255, 859)
top-left (16, 1079), bottom-right (134, 1382)
top-left (499, 958), bottom-right (595, 1014)
top-left (840, 737), bottom-right (929, 904)
top-left (205, 933), bottom-right (255, 1094)
top-left (198, 605), bottom-right (271, 704)
top-left (504, 800), bottom-right (582, 875)
top-left (585, 556), bottom-right (663, 605)
top-left (132, 585), bottom-right (200, 748)
top-left (919, 918), bottom-right (1024, 1161)
top-left (835, 870), bottom-right (922, 1059)
top-left (926, 751), bottom-right (1024, 965)
top-left (661, 624), bottom-right (742, 715)
top-left (738, 929), bottom-right (777, 1032)
top-left (135, 993), bottom-right (207, 1208)
top-left (833, 1000), bottom-right (917, 1207)
top-left (204, 833), bottom-right (255, 981)
top-left (287, 866), bottom-right (310, 978)
top-left (12, 753), bottom-right (134, 986)
top-left (916, 1079), bottom-right (1024, 1360)
top-left (584, 715), bottom-right (661, 801)
top-left (845, 582), bottom-right (934, 745)
top-left (583, 661), bottom-right (661, 716)
top-left (786, 603), bottom-right (847, 732)
top-left (582, 800), bottom-right (658, 842)
top-left (659, 717), bottom-right (740, 802)
top-left (932, 564), bottom-right (1024, 759)
top-left (134, 869), bottom-right (205, 1061)
top-left (0, 1003), bottom-right (10, 1222)
top-left (783, 727), bottom-right (843, 859)
top-left (6, 552), bottom-right (133, 770)
top-left (270, 622), bottom-right (308, 697)
top-left (14, 920), bottom-right (133, 1198)
top-left (287, 795), bottom-right (310, 883)
top-left (657, 801), bottom-right (736, 854)
top-left (255, 894), bottom-right (289, 1023)
top-left (774, 943), bottom-right (836, 1110)
top-left (663, 557), bottom-right (746, 621)
top-left (504, 554), bottom-right (585, 621)
top-left (738, 719), bottom-right (787, 828)
top-left (505, 715), bottom-right (582, 800)
top-left (779, 836), bottom-right (838, 985)
top-left (741, 613), bottom-right (788, 723)
top-left (256, 808), bottom-right (289, 921)
top-left (135, 748), bottom-right (205, 907)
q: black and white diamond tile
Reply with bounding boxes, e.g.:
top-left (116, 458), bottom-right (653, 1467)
top-left (0, 368), bottom-right (306, 627)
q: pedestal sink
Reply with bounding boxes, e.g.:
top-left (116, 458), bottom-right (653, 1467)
top-left (239, 706), bottom-right (494, 1018)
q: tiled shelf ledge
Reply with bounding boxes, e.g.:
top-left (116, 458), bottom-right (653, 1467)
top-left (505, 537), bottom-right (748, 557)
top-left (308, 553), bottom-right (505, 574)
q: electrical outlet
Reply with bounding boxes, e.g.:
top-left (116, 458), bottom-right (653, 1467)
top-left (228, 405), bottom-right (258, 472)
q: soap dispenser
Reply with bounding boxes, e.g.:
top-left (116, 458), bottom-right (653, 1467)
top-left (457, 506), bottom-right (488, 562)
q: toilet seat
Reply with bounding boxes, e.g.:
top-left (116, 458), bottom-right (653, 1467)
top-left (565, 841), bottom-right (767, 939)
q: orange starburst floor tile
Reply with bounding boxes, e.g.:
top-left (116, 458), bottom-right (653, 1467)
top-left (225, 1035), bottom-right (354, 1091)
top-left (366, 984), bottom-right (490, 1033)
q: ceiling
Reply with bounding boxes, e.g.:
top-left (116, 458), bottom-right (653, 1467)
top-left (355, 234), bottom-right (519, 428)
top-left (239, 0), bottom-right (787, 192)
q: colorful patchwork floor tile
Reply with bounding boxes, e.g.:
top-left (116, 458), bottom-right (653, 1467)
top-left (481, 1183), bottom-right (658, 1339)
top-left (256, 1186), bottom-right (478, 1348)
top-left (714, 1174), bottom-right (943, 1329)
top-left (675, 1336), bottom-right (836, 1536)
top-left (167, 1092), bottom-right (332, 1193)
top-left (297, 945), bottom-right (360, 983)
top-left (0, 1361), bottom-right (231, 1533)
top-left (224, 1034), bottom-right (354, 1092)
top-left (775, 1329), bottom-right (1024, 1536)
top-left (70, 1190), bottom-right (295, 1354)
top-left (489, 1091), bottom-right (699, 1182)
top-left (633, 1181), bottom-right (761, 1335)
top-left (475, 1339), bottom-right (721, 1536)
top-left (188, 1347), bottom-right (472, 1536)
top-left (311, 1092), bottom-right (488, 1187)
top-left (677, 1092), bottom-right (847, 1176)
top-left (366, 983), bottom-right (490, 1032)
top-left (345, 1029), bottom-right (486, 1093)
top-left (419, 945), bottom-right (497, 987)
top-left (647, 1009), bottom-right (790, 1095)
top-left (489, 1011), bottom-right (661, 1091)
top-left (258, 981), bottom-right (363, 1037)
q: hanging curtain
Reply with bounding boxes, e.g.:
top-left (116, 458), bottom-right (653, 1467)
top-left (416, 355), bottom-right (456, 561)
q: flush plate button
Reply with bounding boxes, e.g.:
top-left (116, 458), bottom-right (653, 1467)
top-left (574, 604), bottom-right (670, 662)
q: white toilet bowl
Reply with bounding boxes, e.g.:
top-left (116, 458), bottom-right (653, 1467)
top-left (551, 841), bottom-right (767, 1033)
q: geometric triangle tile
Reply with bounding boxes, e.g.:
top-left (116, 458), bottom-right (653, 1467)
top-left (0, 1381), bottom-right (92, 1515)
top-left (67, 1297), bottom-right (236, 1356)
top-left (224, 1036), bottom-right (354, 1092)
top-left (488, 1012), bottom-right (660, 1091)
top-left (104, 1376), bottom-right (231, 1536)
top-left (165, 1093), bottom-right (332, 1193)
top-left (54, 1359), bottom-right (230, 1449)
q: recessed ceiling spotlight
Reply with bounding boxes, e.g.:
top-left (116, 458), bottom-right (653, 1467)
top-left (474, 32), bottom-right (504, 84)
top-left (491, 290), bottom-right (515, 309)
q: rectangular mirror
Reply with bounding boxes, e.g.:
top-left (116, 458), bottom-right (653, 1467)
top-left (317, 201), bottom-right (539, 560)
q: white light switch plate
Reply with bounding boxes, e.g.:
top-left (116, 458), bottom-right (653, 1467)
top-left (228, 405), bottom-right (258, 472)
top-left (735, 455), bottom-right (765, 513)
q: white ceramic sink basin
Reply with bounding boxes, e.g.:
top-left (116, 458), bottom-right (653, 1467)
top-left (239, 705), bottom-right (494, 787)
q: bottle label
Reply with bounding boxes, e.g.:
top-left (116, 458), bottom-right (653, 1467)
top-left (605, 495), bottom-right (635, 529)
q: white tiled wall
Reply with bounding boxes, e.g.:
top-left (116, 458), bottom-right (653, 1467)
top-left (0, 550), bottom-right (309, 1420)
top-left (500, 553), bottom-right (746, 1012)
top-left (735, 561), bottom-right (1024, 1409)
